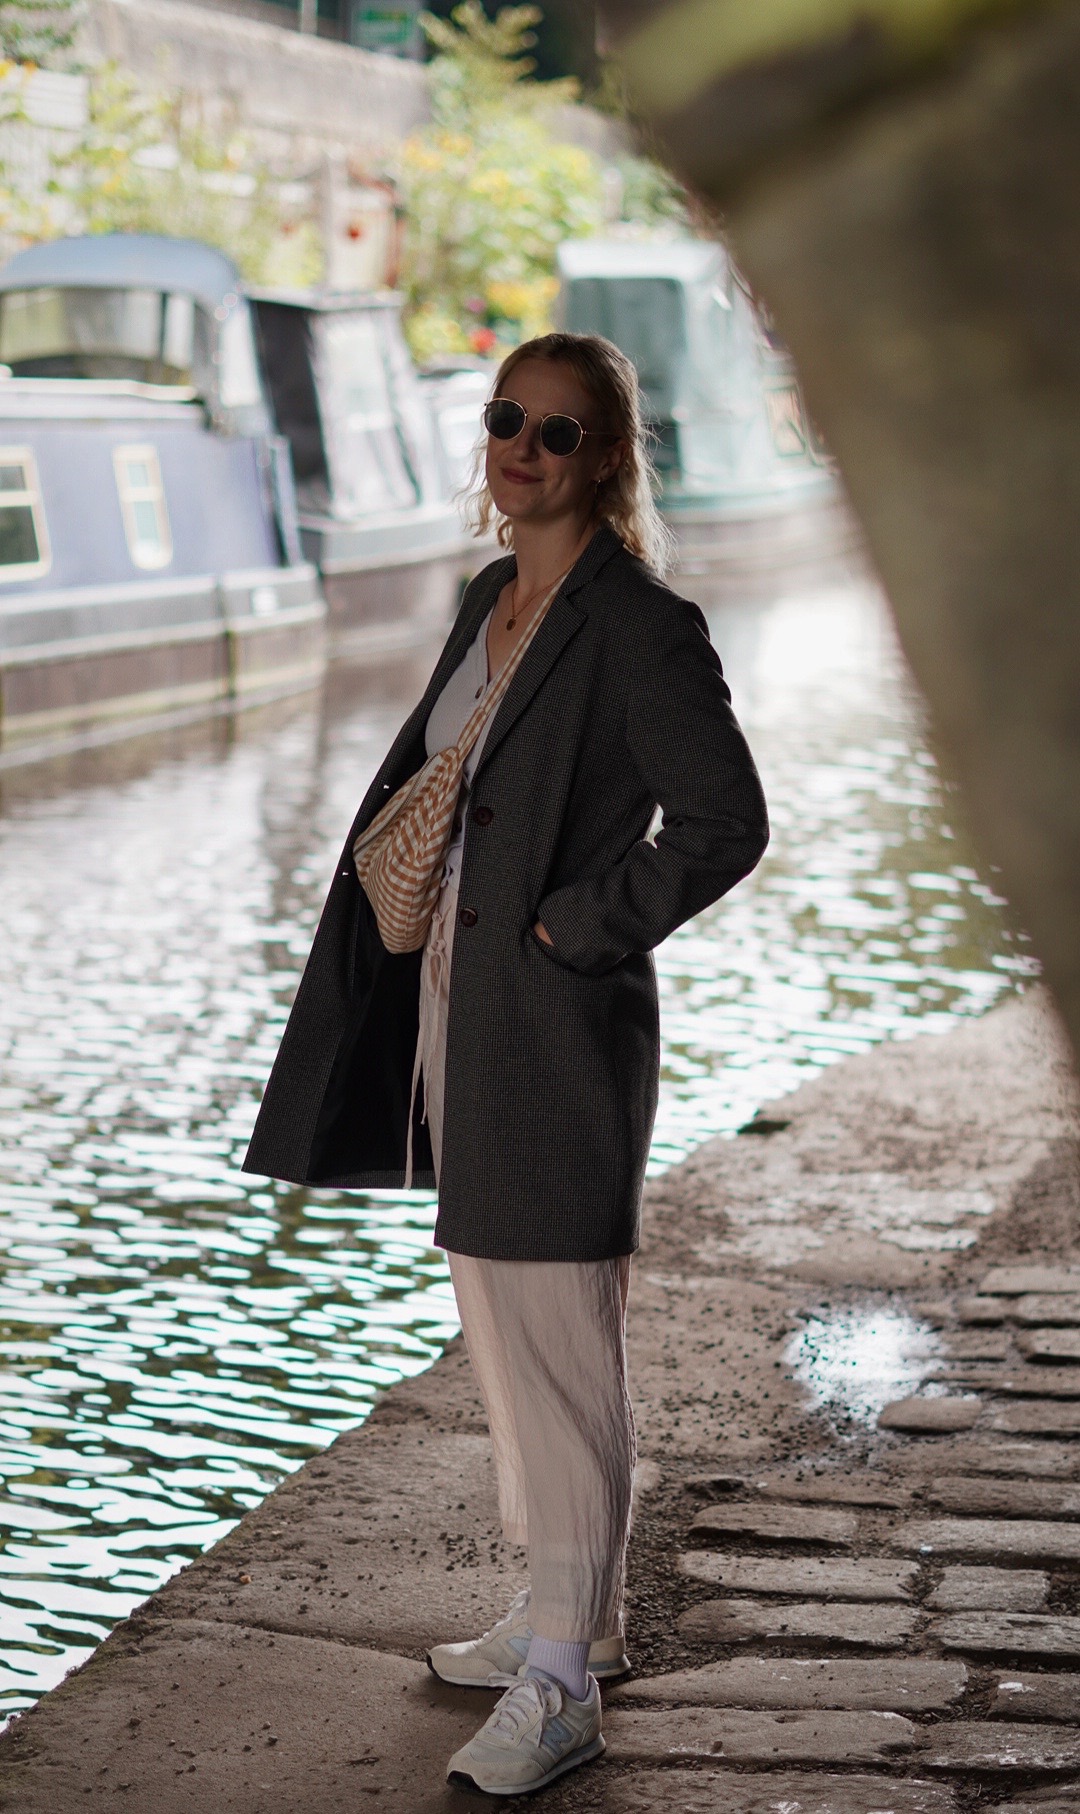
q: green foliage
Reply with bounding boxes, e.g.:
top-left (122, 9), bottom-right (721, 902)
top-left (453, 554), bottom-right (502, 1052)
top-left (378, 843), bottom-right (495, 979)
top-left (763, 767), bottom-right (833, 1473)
top-left (420, 3), bottom-right (579, 123)
top-left (4, 62), bottom-right (321, 287)
top-left (400, 3), bottom-right (602, 359)
top-left (400, 3), bottom-right (690, 362)
top-left (0, 0), bottom-right (81, 68)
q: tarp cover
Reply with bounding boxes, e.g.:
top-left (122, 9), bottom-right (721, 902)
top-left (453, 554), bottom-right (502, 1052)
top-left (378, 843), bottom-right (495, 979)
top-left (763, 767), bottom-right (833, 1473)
top-left (0, 234), bottom-right (242, 314)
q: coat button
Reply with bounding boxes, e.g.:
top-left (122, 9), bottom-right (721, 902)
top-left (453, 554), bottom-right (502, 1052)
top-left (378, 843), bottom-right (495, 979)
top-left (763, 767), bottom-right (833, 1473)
top-left (459, 906), bottom-right (478, 927)
top-left (452, 814), bottom-right (462, 835)
top-left (472, 805), bottom-right (493, 826)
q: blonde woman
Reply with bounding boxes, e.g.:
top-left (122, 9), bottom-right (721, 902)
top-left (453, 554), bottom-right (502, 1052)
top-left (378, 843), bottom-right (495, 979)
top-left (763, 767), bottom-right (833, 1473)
top-left (244, 332), bottom-right (768, 1795)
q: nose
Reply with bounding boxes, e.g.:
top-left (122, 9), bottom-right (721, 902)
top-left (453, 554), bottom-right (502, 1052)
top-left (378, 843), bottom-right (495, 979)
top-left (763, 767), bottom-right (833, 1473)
top-left (511, 414), bottom-right (543, 458)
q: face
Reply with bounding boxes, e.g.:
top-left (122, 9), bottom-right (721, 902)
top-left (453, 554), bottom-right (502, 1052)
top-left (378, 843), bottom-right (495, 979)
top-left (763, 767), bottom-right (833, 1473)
top-left (484, 358), bottom-right (625, 532)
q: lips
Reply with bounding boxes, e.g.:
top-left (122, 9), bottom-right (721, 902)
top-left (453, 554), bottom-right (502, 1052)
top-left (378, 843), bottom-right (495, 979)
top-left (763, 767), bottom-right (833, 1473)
top-left (501, 465), bottom-right (542, 484)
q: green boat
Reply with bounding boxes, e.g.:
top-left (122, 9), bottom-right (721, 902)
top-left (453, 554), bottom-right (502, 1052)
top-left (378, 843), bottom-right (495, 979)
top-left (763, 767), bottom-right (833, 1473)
top-left (557, 238), bottom-right (855, 583)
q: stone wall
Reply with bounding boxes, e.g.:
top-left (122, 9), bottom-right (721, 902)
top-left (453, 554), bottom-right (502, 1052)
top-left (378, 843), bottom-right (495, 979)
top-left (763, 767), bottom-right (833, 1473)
top-left (83, 0), bottom-right (630, 174)
top-left (83, 0), bottom-right (431, 171)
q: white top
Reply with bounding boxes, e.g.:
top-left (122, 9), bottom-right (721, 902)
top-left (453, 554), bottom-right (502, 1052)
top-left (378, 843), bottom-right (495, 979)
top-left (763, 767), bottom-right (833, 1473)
top-left (424, 605), bottom-right (496, 890)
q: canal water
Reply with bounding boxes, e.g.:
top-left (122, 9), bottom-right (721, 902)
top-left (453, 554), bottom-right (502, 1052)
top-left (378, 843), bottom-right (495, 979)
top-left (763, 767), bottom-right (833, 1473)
top-left (0, 568), bottom-right (1033, 1716)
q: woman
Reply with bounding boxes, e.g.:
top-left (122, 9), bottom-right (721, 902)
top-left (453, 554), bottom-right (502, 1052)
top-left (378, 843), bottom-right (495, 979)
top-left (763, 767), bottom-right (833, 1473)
top-left (244, 332), bottom-right (768, 1796)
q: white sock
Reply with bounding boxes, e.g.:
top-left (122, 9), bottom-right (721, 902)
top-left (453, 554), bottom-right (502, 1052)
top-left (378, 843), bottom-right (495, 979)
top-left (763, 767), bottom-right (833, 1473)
top-left (525, 1636), bottom-right (590, 1702)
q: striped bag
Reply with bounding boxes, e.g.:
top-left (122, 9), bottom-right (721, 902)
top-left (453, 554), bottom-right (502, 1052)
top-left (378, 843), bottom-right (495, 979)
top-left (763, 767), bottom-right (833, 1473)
top-left (352, 576), bottom-right (563, 954)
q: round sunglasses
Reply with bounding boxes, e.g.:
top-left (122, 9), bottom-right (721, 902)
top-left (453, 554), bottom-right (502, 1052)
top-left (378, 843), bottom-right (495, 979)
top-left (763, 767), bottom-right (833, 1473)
top-left (482, 396), bottom-right (613, 459)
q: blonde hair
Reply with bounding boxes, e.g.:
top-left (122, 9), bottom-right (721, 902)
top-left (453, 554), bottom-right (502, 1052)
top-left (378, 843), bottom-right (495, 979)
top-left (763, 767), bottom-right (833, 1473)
top-left (460, 331), bottom-right (676, 578)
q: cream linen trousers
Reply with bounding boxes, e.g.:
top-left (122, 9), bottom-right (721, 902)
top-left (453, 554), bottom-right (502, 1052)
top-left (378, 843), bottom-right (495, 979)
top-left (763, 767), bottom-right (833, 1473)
top-left (414, 864), bottom-right (637, 1644)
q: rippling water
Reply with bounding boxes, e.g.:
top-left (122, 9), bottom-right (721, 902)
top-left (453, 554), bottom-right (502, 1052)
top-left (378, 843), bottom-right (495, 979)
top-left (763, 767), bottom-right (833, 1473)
top-left (0, 570), bottom-right (1033, 1715)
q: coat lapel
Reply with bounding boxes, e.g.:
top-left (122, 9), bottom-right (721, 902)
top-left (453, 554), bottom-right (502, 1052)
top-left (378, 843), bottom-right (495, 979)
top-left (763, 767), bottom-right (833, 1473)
top-left (350, 525), bottom-right (623, 829)
top-left (348, 554), bottom-right (513, 833)
top-left (471, 525), bottom-right (624, 782)
top-left (470, 588), bottom-right (584, 781)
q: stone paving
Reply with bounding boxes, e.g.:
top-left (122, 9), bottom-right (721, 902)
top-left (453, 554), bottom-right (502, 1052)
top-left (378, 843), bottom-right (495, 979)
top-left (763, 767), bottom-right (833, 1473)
top-left (2, 991), bottom-right (1080, 1811)
top-left (603, 1246), bottom-right (1080, 1811)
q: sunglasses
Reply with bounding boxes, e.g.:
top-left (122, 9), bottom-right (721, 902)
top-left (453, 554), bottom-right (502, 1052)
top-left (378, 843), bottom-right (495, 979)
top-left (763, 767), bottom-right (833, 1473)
top-left (482, 397), bottom-right (613, 459)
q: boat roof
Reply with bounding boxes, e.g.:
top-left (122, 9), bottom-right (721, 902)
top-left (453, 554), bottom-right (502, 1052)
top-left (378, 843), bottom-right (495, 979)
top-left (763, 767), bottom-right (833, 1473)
top-left (246, 285), bottom-right (402, 313)
top-left (0, 233), bottom-right (244, 311)
top-left (557, 238), bottom-right (726, 284)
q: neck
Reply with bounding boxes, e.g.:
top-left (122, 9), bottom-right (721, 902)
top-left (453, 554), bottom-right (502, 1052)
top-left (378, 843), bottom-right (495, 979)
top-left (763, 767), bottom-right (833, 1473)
top-left (511, 510), bottom-right (598, 596)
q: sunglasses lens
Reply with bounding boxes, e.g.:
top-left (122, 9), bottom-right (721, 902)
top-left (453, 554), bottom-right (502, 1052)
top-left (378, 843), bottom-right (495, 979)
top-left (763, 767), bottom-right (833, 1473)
top-left (540, 415), bottom-right (583, 457)
top-left (484, 399), bottom-right (526, 440)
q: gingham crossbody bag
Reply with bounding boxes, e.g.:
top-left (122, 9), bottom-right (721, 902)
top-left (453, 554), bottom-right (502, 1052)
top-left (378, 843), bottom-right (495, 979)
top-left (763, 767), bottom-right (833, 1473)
top-left (352, 576), bottom-right (563, 955)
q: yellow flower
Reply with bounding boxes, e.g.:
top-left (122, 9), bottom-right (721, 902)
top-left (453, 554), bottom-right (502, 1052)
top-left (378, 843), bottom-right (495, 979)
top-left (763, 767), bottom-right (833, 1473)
top-left (435, 131), bottom-right (473, 159)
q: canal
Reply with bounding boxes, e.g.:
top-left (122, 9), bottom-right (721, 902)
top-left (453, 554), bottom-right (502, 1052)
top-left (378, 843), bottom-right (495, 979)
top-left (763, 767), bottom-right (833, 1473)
top-left (0, 566), bottom-right (1034, 1717)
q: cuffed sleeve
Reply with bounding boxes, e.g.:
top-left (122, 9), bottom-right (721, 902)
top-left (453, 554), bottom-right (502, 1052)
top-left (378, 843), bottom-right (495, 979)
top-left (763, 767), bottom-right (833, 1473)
top-left (535, 598), bottom-right (769, 975)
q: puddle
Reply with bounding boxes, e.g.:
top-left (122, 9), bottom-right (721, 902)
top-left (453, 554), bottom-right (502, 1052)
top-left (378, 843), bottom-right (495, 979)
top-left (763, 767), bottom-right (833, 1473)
top-left (786, 1301), bottom-right (944, 1427)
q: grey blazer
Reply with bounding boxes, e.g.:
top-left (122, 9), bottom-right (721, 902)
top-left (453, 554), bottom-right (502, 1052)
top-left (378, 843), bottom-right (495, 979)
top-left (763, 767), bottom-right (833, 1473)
top-left (243, 525), bottom-right (769, 1261)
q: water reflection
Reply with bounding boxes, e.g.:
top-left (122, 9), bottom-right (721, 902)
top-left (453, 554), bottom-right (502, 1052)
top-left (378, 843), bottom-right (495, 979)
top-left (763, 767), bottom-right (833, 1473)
top-left (0, 572), bottom-right (1032, 1714)
top-left (654, 579), bottom-right (1028, 1161)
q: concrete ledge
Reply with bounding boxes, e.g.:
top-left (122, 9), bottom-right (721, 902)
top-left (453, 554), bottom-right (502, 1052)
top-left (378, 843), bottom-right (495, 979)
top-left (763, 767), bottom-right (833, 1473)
top-left (147, 1424), bottom-right (526, 1655)
top-left (0, 1620), bottom-right (482, 1813)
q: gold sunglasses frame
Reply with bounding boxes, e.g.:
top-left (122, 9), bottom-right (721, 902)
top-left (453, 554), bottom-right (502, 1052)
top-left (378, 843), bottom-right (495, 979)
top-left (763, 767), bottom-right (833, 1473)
top-left (482, 397), bottom-right (614, 459)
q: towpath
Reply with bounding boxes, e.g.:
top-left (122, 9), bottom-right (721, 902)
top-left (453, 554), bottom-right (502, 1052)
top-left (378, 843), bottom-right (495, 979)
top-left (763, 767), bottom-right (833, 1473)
top-left (1, 988), bottom-right (1078, 1812)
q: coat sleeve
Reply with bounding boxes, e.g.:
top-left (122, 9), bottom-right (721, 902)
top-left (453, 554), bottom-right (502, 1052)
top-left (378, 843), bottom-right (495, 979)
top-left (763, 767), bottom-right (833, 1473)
top-left (535, 596), bottom-right (769, 975)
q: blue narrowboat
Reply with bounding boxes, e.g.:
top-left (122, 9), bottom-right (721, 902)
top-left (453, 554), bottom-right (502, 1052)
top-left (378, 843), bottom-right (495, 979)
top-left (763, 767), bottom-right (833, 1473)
top-left (0, 233), bottom-right (325, 759)
top-left (557, 238), bottom-right (854, 581)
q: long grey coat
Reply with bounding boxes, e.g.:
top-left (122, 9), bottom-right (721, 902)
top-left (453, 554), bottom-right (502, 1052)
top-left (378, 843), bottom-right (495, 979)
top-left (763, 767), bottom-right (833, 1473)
top-left (243, 526), bottom-right (768, 1261)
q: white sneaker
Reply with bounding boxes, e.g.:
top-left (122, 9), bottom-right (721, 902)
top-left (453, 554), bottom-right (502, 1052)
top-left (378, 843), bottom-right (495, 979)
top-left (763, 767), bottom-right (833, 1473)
top-left (446, 1670), bottom-right (604, 1795)
top-left (426, 1588), bottom-right (630, 1687)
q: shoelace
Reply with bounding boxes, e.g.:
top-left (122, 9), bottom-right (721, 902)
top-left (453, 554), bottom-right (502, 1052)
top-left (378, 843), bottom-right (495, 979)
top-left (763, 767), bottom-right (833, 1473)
top-left (479, 1586), bottom-right (531, 1644)
top-left (485, 1672), bottom-right (562, 1742)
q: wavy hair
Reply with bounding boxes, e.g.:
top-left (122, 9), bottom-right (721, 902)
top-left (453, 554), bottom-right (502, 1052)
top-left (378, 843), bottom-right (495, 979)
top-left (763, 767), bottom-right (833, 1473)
top-left (460, 331), bottom-right (676, 578)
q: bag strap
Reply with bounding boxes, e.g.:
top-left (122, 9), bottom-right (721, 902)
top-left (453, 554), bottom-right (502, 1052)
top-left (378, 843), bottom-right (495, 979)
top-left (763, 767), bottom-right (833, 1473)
top-left (450, 571), bottom-right (567, 766)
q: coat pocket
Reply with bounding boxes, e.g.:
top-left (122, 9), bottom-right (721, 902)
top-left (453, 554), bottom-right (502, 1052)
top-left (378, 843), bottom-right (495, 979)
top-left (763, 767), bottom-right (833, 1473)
top-left (525, 922), bottom-right (619, 981)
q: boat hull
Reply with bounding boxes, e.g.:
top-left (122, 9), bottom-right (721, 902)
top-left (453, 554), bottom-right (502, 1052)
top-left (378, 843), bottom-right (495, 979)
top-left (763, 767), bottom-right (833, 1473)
top-left (666, 486), bottom-right (865, 593)
top-left (0, 563), bottom-right (325, 758)
top-left (300, 507), bottom-right (481, 657)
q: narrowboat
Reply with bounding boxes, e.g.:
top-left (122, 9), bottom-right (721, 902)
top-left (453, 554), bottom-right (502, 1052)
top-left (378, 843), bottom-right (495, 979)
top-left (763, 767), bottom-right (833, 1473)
top-left (249, 289), bottom-right (485, 657)
top-left (557, 238), bottom-right (856, 583)
top-left (0, 233), bottom-right (325, 761)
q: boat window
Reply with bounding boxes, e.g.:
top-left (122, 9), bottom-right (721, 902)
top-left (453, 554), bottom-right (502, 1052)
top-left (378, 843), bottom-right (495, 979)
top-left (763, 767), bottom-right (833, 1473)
top-left (764, 385), bottom-right (811, 459)
top-left (0, 447), bottom-right (50, 581)
top-left (162, 293), bottom-right (195, 371)
top-left (0, 286), bottom-right (206, 387)
top-left (218, 303), bottom-right (264, 410)
top-left (114, 444), bottom-right (173, 570)
top-left (251, 301), bottom-right (325, 483)
top-left (562, 277), bottom-right (687, 423)
top-left (380, 312), bottom-right (442, 505)
top-left (314, 312), bottom-right (418, 515)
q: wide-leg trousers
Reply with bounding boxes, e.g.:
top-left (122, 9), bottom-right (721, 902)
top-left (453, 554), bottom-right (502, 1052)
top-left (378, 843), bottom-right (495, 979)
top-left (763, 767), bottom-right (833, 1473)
top-left (415, 874), bottom-right (636, 1643)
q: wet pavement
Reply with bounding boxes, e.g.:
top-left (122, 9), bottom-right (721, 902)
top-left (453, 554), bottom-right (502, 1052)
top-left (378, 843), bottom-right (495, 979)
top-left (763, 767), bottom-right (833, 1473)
top-left (0, 568), bottom-right (1035, 1718)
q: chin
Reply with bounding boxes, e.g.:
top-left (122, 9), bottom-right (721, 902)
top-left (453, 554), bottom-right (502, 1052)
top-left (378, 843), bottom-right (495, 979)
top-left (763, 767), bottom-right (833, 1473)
top-left (491, 488), bottom-right (545, 521)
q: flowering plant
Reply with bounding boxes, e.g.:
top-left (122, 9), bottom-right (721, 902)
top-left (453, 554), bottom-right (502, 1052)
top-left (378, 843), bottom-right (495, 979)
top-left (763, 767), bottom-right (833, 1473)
top-left (399, 5), bottom-right (603, 360)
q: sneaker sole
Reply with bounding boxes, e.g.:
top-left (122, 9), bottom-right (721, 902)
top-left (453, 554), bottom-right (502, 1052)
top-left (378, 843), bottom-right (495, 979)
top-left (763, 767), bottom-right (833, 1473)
top-left (426, 1652), bottom-right (631, 1688)
top-left (448, 1732), bottom-right (606, 1796)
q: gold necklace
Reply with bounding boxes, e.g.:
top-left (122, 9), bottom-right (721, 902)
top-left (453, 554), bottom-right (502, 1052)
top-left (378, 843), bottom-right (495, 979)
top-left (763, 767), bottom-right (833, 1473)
top-left (506, 566), bottom-right (571, 630)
